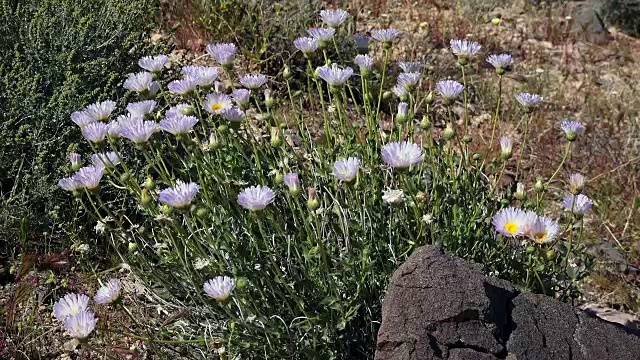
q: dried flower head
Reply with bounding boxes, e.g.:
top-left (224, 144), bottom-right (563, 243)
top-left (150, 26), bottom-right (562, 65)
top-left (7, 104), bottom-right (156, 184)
top-left (333, 157), bottom-right (361, 182)
top-left (239, 74), bottom-right (268, 90)
top-left (320, 9), bottom-right (349, 27)
top-left (158, 181), bottom-right (200, 209)
top-left (138, 55), bottom-right (169, 73)
top-left (316, 64), bottom-right (354, 87)
top-left (568, 173), bottom-right (585, 195)
top-left (91, 152), bottom-right (121, 169)
top-left (294, 37), bottom-right (319, 54)
top-left (203, 276), bottom-right (235, 301)
top-left (127, 100), bottom-right (157, 116)
top-left (563, 194), bottom-right (592, 214)
top-left (63, 310), bottom-right (97, 340)
top-left (85, 101), bottom-right (116, 122)
top-left (160, 114), bottom-right (199, 135)
top-left (381, 141), bottom-right (423, 169)
top-left (237, 185), bottom-right (275, 211)
top-left (53, 293), bottom-right (90, 322)
top-left (204, 93), bottom-right (233, 114)
top-left (95, 279), bottom-right (122, 304)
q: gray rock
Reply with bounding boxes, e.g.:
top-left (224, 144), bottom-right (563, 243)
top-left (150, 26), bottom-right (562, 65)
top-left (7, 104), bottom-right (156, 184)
top-left (572, 3), bottom-right (611, 44)
top-left (375, 245), bottom-right (640, 360)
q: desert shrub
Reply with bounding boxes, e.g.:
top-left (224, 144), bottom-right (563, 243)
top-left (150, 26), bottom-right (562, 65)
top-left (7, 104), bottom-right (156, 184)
top-left (52, 10), bottom-right (594, 359)
top-left (0, 0), bottom-right (164, 249)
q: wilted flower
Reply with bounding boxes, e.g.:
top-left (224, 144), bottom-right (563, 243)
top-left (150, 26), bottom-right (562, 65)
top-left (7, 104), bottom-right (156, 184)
top-left (333, 157), bottom-right (361, 182)
top-left (316, 64), bottom-right (354, 87)
top-left (397, 72), bottom-right (421, 90)
top-left (381, 141), bottom-right (423, 169)
top-left (123, 72), bottom-right (160, 96)
top-left (568, 173), bottom-right (585, 195)
top-left (71, 111), bottom-right (95, 128)
top-left (436, 79), bottom-right (464, 103)
top-left (58, 177), bottom-right (82, 192)
top-left (85, 100), bottom-right (116, 122)
top-left (94, 279), bottom-right (122, 304)
top-left (560, 120), bottom-right (585, 141)
top-left (492, 207), bottom-right (532, 237)
top-left (450, 39), bottom-right (482, 61)
top-left (206, 43), bottom-right (238, 66)
top-left (399, 61), bottom-right (422, 73)
top-left (232, 89), bottom-right (251, 108)
top-left (72, 166), bottom-right (104, 190)
top-left (158, 181), bottom-right (200, 209)
top-left (354, 54), bottom-right (374, 73)
top-left (203, 276), bottom-right (235, 301)
top-left (371, 29), bottom-right (400, 44)
top-left (127, 100), bottom-right (157, 116)
top-left (81, 122), bottom-right (109, 144)
top-left (354, 34), bottom-right (370, 53)
top-left (221, 107), bottom-right (245, 123)
top-left (515, 92), bottom-right (543, 109)
top-left (63, 310), bottom-right (97, 340)
top-left (182, 66), bottom-right (219, 87)
top-left (486, 54), bottom-right (512, 74)
top-left (159, 114), bottom-right (199, 135)
top-left (69, 153), bottom-right (81, 168)
top-left (91, 152), bottom-right (121, 168)
top-left (283, 173), bottom-right (300, 194)
top-left (53, 293), bottom-right (90, 322)
top-left (138, 55), bottom-right (169, 73)
top-left (307, 27), bottom-right (336, 44)
top-left (500, 136), bottom-right (513, 159)
top-left (320, 9), bottom-right (349, 27)
top-left (204, 93), bottom-right (233, 114)
top-left (527, 216), bottom-right (560, 244)
top-left (119, 119), bottom-right (158, 144)
top-left (294, 37), bottom-right (319, 54)
top-left (237, 185), bottom-right (275, 211)
top-left (168, 78), bottom-right (199, 95)
top-left (382, 189), bottom-right (405, 204)
top-left (240, 74), bottom-right (268, 90)
top-left (563, 194), bottom-right (592, 214)
top-left (166, 103), bottom-right (193, 118)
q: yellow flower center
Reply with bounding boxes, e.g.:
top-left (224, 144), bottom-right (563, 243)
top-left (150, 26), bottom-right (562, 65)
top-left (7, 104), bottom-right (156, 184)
top-left (534, 232), bottom-right (547, 243)
top-left (504, 222), bottom-right (518, 234)
top-left (211, 103), bottom-right (223, 111)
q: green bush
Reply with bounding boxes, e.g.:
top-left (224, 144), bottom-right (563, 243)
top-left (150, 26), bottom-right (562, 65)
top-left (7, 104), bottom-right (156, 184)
top-left (0, 0), bottom-right (164, 246)
top-left (598, 0), bottom-right (640, 37)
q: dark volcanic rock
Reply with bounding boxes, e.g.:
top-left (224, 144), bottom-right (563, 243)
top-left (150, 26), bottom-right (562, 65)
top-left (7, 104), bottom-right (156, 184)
top-left (375, 245), bottom-right (640, 360)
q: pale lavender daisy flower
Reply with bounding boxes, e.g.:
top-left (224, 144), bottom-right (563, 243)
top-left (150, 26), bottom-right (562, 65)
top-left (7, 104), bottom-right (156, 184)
top-left (486, 53), bottom-right (512, 73)
top-left (119, 119), bottom-right (158, 144)
top-left (72, 166), bottom-right (104, 190)
top-left (166, 103), bottom-right (193, 118)
top-left (397, 102), bottom-right (409, 121)
top-left (159, 114), bottom-right (199, 135)
top-left (239, 74), bottom-right (268, 90)
top-left (397, 72), bottom-right (421, 90)
top-left (294, 37), bottom-right (319, 55)
top-left (107, 121), bottom-right (123, 138)
top-left (91, 152), bottom-right (121, 168)
top-left (492, 207), bottom-right (530, 237)
top-left (399, 61), bottom-right (422, 73)
top-left (221, 107), bottom-right (245, 123)
top-left (138, 55), bottom-right (169, 73)
top-left (320, 9), bottom-right (349, 27)
top-left (563, 194), bottom-right (592, 214)
top-left (515, 92), bottom-right (543, 109)
top-left (71, 111), bottom-right (94, 128)
top-left (568, 173), bottom-right (585, 195)
top-left (206, 43), bottom-right (238, 66)
top-left (94, 279), bottom-right (122, 304)
top-left (527, 216), bottom-right (560, 244)
top-left (354, 34), bottom-right (370, 53)
top-left (168, 78), bottom-right (199, 95)
top-left (232, 89), bottom-right (251, 107)
top-left (69, 153), bottom-right (81, 168)
top-left (333, 157), bottom-right (361, 182)
top-left (204, 93), bottom-right (233, 114)
top-left (436, 79), bottom-right (464, 103)
top-left (354, 54), bottom-right (374, 72)
top-left (58, 177), bottom-right (82, 192)
top-left (237, 185), bottom-right (275, 211)
top-left (81, 122), bottom-right (109, 143)
top-left (85, 100), bottom-right (116, 122)
top-left (381, 141), bottom-right (423, 169)
top-left (124, 72), bottom-right (160, 96)
top-left (316, 64), bottom-right (354, 86)
top-left (158, 181), bottom-right (200, 209)
top-left (392, 84), bottom-right (408, 99)
top-left (307, 27), bottom-right (336, 43)
top-left (283, 173), bottom-right (300, 194)
top-left (371, 29), bottom-right (400, 44)
top-left (53, 293), bottom-right (90, 322)
top-left (63, 310), bottom-right (97, 340)
top-left (203, 276), bottom-right (235, 301)
top-left (500, 136), bottom-right (513, 159)
top-left (560, 120), bottom-right (586, 141)
top-left (127, 100), bottom-right (157, 116)
top-left (450, 39), bottom-right (482, 58)
top-left (182, 66), bottom-right (219, 87)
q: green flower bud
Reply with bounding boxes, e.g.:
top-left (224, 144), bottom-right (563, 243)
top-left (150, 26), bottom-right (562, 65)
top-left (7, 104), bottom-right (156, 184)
top-left (274, 172), bottom-right (284, 185)
top-left (462, 135), bottom-right (472, 144)
top-left (161, 204), bottom-right (172, 214)
top-left (525, 245), bottom-right (536, 254)
top-left (500, 198), bottom-right (511, 206)
top-left (545, 249), bottom-right (556, 261)
top-left (420, 116), bottom-right (431, 129)
top-left (382, 91), bottom-right (392, 100)
top-left (270, 127), bottom-right (282, 148)
top-left (140, 188), bottom-right (152, 204)
top-left (119, 171), bottom-right (131, 182)
top-left (217, 124), bottom-right (228, 134)
top-left (425, 92), bottom-right (434, 105)
top-left (236, 278), bottom-right (248, 289)
top-left (443, 124), bottom-right (456, 141)
top-left (472, 153), bottom-right (481, 161)
top-left (307, 187), bottom-right (320, 211)
top-left (534, 178), bottom-right (545, 193)
top-left (195, 207), bottom-right (209, 219)
top-left (144, 176), bottom-right (156, 190)
top-left (128, 242), bottom-right (138, 253)
top-left (283, 65), bottom-right (293, 79)
top-left (180, 106), bottom-right (195, 116)
top-left (293, 90), bottom-right (303, 98)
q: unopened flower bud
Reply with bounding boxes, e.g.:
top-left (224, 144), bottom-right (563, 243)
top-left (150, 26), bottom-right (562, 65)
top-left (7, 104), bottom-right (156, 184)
top-left (514, 182), bottom-right (526, 200)
top-left (180, 106), bottom-right (195, 116)
top-left (217, 124), bottom-right (228, 134)
top-left (534, 178), bottom-right (545, 193)
top-left (462, 135), bottom-right (472, 143)
top-left (236, 278), bottom-right (248, 289)
top-left (425, 92), bottom-right (434, 105)
top-left (382, 91), bottom-right (392, 100)
top-left (293, 90), bottom-right (303, 98)
top-left (264, 89), bottom-right (275, 108)
top-left (492, 18), bottom-right (501, 25)
top-left (545, 249), bottom-right (556, 261)
top-left (119, 171), bottom-right (131, 182)
top-left (307, 187), bottom-right (320, 210)
top-left (525, 245), bottom-right (536, 254)
top-left (69, 153), bottom-right (82, 171)
top-left (420, 116), bottom-right (431, 129)
top-left (274, 172), bottom-right (284, 185)
top-left (283, 65), bottom-right (292, 79)
top-left (472, 153), bottom-right (481, 161)
top-left (128, 242), bottom-right (138, 253)
top-left (195, 207), bottom-right (209, 218)
top-left (140, 188), bottom-right (152, 204)
top-left (144, 176), bottom-right (156, 190)
top-left (162, 204), bottom-right (172, 214)
top-left (443, 124), bottom-right (456, 140)
top-left (270, 127), bottom-right (282, 148)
